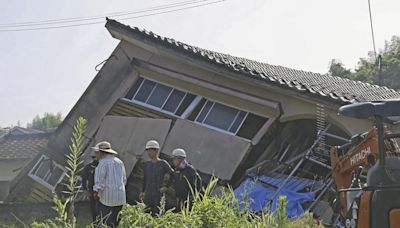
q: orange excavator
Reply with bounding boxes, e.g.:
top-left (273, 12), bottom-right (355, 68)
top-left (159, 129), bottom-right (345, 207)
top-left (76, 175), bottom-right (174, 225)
top-left (330, 100), bottom-right (400, 228)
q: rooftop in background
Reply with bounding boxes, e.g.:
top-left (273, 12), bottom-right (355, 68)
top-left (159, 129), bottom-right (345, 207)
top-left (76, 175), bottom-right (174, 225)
top-left (106, 19), bottom-right (400, 104)
top-left (0, 127), bottom-right (49, 160)
top-left (3, 127), bottom-right (45, 136)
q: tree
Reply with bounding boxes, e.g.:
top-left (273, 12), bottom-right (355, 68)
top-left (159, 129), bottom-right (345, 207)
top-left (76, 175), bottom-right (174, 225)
top-left (0, 127), bottom-right (6, 136)
top-left (328, 35), bottom-right (400, 90)
top-left (27, 112), bottom-right (63, 131)
top-left (328, 59), bottom-right (352, 78)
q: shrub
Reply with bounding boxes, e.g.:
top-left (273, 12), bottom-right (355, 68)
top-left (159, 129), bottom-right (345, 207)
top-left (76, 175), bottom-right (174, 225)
top-left (118, 178), bottom-right (322, 228)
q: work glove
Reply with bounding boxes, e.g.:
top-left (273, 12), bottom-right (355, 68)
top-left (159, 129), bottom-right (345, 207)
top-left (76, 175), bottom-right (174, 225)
top-left (139, 192), bottom-right (145, 202)
top-left (92, 191), bottom-right (99, 201)
top-left (160, 187), bottom-right (168, 194)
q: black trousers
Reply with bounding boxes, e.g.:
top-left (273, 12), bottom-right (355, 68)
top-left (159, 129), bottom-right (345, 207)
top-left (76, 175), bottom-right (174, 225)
top-left (89, 195), bottom-right (98, 222)
top-left (98, 202), bottom-right (123, 228)
top-left (144, 192), bottom-right (162, 215)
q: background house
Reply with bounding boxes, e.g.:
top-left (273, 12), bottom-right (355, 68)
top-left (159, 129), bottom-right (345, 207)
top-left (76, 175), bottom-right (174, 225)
top-left (6, 19), bottom-right (400, 206)
top-left (0, 127), bottom-right (49, 201)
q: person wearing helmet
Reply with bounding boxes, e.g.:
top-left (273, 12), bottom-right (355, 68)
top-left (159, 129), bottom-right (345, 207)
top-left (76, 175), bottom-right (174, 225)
top-left (171, 148), bottom-right (202, 211)
top-left (140, 140), bottom-right (173, 215)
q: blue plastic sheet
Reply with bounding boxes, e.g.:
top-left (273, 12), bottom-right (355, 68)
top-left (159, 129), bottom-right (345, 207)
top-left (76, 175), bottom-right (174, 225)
top-left (234, 175), bottom-right (316, 218)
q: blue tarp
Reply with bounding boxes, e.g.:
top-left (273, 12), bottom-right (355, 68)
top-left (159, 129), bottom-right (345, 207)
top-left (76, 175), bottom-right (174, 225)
top-left (234, 175), bottom-right (316, 218)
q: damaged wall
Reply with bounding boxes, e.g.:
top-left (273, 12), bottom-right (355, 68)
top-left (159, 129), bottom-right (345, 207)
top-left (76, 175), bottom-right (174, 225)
top-left (248, 119), bottom-right (349, 179)
top-left (48, 43), bottom-right (142, 155)
top-left (112, 39), bottom-right (372, 137)
top-left (91, 116), bottom-right (172, 174)
top-left (162, 119), bottom-right (252, 180)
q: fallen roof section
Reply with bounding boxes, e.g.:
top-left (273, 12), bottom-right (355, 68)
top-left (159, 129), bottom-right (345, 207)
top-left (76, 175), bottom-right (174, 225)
top-left (105, 19), bottom-right (400, 104)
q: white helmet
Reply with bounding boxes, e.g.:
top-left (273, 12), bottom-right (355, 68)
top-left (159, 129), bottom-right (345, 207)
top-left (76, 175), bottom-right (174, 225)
top-left (172, 148), bottom-right (186, 158)
top-left (145, 140), bottom-right (160, 150)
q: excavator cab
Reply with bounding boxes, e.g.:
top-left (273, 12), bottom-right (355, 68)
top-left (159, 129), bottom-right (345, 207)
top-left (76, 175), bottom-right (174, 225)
top-left (335, 99), bottom-right (400, 227)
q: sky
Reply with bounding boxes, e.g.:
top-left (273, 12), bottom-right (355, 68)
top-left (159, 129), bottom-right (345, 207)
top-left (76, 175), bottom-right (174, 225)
top-left (0, 0), bottom-right (399, 127)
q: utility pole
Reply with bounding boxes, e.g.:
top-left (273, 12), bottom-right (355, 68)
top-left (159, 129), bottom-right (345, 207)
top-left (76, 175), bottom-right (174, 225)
top-left (376, 54), bottom-right (383, 86)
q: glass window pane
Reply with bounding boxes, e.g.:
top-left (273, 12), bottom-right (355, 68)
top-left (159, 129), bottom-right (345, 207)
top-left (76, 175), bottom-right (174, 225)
top-left (196, 101), bottom-right (213, 123)
top-left (229, 111), bottom-right (247, 133)
top-left (237, 113), bottom-right (268, 139)
top-left (47, 166), bottom-right (64, 187)
top-left (204, 103), bottom-right (238, 131)
top-left (125, 77), bottom-right (144, 100)
top-left (146, 84), bottom-right (172, 108)
top-left (188, 98), bottom-right (206, 121)
top-left (162, 89), bottom-right (186, 113)
top-left (134, 80), bottom-right (156, 102)
top-left (31, 157), bottom-right (45, 175)
top-left (176, 93), bottom-right (197, 116)
top-left (35, 159), bottom-right (51, 179)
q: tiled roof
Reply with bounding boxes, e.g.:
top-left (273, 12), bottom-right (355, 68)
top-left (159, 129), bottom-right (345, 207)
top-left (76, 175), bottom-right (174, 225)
top-left (106, 19), bottom-right (400, 104)
top-left (0, 133), bottom-right (49, 160)
top-left (6, 127), bottom-right (45, 136)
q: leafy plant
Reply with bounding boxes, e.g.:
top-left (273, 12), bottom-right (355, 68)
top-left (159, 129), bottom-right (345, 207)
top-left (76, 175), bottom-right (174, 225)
top-left (118, 177), bottom-right (322, 228)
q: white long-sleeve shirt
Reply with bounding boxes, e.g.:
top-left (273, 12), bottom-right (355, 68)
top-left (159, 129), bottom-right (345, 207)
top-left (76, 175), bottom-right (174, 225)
top-left (93, 155), bottom-right (127, 207)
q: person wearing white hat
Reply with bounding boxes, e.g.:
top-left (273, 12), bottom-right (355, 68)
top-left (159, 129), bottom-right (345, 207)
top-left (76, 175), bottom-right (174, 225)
top-left (92, 141), bottom-right (126, 227)
top-left (171, 148), bottom-right (202, 211)
top-left (140, 140), bottom-right (173, 215)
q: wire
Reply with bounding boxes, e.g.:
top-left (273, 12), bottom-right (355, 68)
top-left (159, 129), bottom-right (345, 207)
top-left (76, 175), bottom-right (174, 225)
top-left (368, 0), bottom-right (377, 59)
top-left (368, 0), bottom-right (385, 85)
top-left (116, 0), bottom-right (224, 20)
top-left (0, 0), bottom-right (207, 28)
top-left (0, 0), bottom-right (224, 32)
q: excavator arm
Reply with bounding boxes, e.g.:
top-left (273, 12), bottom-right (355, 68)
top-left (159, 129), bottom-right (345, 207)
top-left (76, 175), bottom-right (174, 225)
top-left (331, 127), bottom-right (400, 217)
top-left (332, 100), bottom-right (400, 227)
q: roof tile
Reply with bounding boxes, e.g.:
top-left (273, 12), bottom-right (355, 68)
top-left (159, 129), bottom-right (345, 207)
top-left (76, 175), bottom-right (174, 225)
top-left (106, 19), bottom-right (400, 104)
top-left (0, 134), bottom-right (49, 160)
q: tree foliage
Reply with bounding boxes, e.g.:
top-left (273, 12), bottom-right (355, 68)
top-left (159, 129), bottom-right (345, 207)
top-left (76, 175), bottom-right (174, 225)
top-left (328, 36), bottom-right (400, 90)
top-left (328, 59), bottom-right (352, 79)
top-left (0, 127), bottom-right (6, 136)
top-left (27, 112), bottom-right (63, 131)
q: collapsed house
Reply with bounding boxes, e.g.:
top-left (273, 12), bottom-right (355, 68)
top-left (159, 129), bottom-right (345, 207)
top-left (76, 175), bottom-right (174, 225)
top-left (5, 19), bottom-right (400, 223)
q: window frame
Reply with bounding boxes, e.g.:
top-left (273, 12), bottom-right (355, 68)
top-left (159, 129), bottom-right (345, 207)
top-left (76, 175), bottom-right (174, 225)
top-left (127, 77), bottom-right (198, 117)
top-left (28, 154), bottom-right (66, 191)
top-left (125, 76), bottom-right (267, 138)
top-left (195, 99), bottom-right (249, 135)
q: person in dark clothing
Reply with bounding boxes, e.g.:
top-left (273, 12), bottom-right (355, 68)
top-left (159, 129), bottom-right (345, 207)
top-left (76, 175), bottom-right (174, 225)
top-left (81, 151), bottom-right (99, 222)
top-left (171, 148), bottom-right (202, 211)
top-left (140, 140), bottom-right (173, 215)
